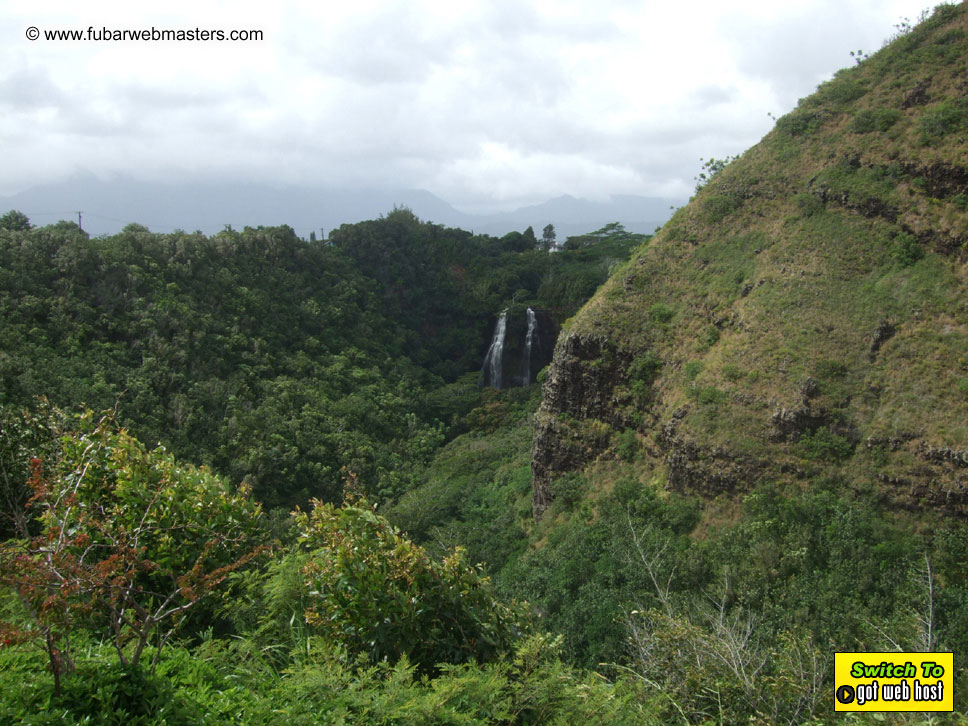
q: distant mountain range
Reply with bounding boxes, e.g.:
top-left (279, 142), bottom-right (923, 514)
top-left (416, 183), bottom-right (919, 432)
top-left (0, 175), bottom-right (683, 241)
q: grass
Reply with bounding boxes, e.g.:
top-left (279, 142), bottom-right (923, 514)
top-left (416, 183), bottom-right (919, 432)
top-left (546, 2), bottom-right (968, 506)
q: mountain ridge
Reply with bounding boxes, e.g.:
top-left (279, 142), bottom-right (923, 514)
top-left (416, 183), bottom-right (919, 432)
top-left (531, 2), bottom-right (968, 519)
top-left (0, 175), bottom-right (681, 241)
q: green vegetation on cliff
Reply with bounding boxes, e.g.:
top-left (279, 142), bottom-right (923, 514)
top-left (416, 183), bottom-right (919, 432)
top-left (536, 2), bottom-right (968, 515)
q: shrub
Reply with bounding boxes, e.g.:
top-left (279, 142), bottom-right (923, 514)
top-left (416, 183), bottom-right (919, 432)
top-left (0, 412), bottom-right (265, 689)
top-left (798, 426), bottom-right (854, 461)
top-left (851, 108), bottom-right (902, 133)
top-left (957, 378), bottom-right (968, 399)
top-left (776, 111), bottom-right (822, 137)
top-left (817, 79), bottom-right (866, 106)
top-left (722, 364), bottom-right (743, 382)
top-left (920, 99), bottom-right (968, 144)
top-left (690, 386), bottom-right (727, 405)
top-left (296, 499), bottom-right (530, 673)
top-left (626, 608), bottom-right (827, 725)
top-left (684, 360), bottom-right (704, 382)
top-left (890, 232), bottom-right (924, 266)
top-left (552, 471), bottom-right (590, 508)
top-left (615, 429), bottom-right (639, 463)
top-left (794, 192), bottom-right (824, 216)
top-left (815, 359), bottom-right (848, 380)
top-left (702, 193), bottom-right (744, 223)
top-left (649, 302), bottom-right (675, 324)
top-left (701, 325), bottom-right (720, 349)
top-left (54, 662), bottom-right (189, 725)
top-left (627, 351), bottom-right (663, 393)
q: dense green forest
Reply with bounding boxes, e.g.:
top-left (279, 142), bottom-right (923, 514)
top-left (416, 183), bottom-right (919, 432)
top-left (3, 4), bottom-right (968, 724)
top-left (0, 209), bottom-right (639, 514)
top-left (0, 209), bottom-right (652, 722)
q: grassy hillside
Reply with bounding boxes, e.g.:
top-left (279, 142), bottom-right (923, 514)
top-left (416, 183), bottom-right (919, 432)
top-left (535, 2), bottom-right (968, 516)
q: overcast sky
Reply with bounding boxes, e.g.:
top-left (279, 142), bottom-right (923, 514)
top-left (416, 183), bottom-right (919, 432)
top-left (1, 0), bottom-right (937, 213)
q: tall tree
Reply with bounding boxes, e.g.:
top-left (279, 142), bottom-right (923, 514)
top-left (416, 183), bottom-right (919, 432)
top-left (0, 210), bottom-right (32, 231)
top-left (541, 224), bottom-right (557, 251)
top-left (522, 226), bottom-right (537, 248)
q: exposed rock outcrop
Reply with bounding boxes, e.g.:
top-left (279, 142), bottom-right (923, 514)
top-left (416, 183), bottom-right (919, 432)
top-left (531, 333), bottom-right (633, 518)
top-left (661, 413), bottom-right (767, 497)
top-left (917, 443), bottom-right (968, 469)
top-left (869, 320), bottom-right (896, 361)
top-left (769, 405), bottom-right (830, 442)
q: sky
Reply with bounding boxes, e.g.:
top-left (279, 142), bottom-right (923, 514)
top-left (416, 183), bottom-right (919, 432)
top-left (1, 0), bottom-right (939, 213)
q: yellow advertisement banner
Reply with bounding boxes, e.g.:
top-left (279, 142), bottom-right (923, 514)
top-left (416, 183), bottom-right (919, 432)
top-left (834, 652), bottom-right (953, 712)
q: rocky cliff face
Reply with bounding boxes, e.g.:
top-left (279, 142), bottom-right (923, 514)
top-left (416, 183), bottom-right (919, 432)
top-left (533, 327), bottom-right (968, 519)
top-left (531, 4), bottom-right (968, 519)
top-left (531, 333), bottom-right (632, 517)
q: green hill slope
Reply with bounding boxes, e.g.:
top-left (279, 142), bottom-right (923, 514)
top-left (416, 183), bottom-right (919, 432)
top-left (533, 3), bottom-right (968, 518)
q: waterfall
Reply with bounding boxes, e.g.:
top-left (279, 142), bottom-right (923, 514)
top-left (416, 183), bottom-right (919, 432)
top-left (482, 309), bottom-right (508, 388)
top-left (521, 307), bottom-right (538, 384)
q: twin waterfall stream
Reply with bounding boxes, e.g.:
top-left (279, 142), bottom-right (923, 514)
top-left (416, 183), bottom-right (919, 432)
top-left (482, 307), bottom-right (545, 389)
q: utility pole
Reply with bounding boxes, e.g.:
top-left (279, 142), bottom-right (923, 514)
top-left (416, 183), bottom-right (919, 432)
top-left (76, 211), bottom-right (83, 231)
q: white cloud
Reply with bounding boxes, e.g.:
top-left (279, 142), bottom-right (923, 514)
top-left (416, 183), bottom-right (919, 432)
top-left (0, 0), bottom-right (939, 203)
